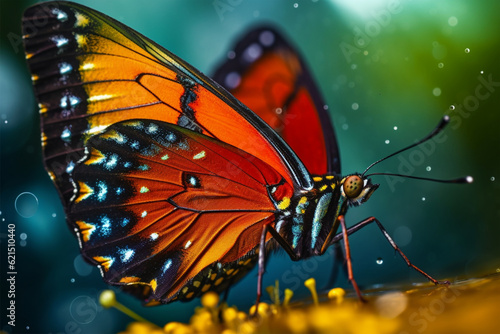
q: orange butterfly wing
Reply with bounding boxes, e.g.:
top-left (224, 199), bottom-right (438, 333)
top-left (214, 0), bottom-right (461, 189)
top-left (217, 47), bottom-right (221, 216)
top-left (23, 2), bottom-right (312, 208)
top-left (69, 120), bottom-right (292, 302)
top-left (213, 27), bottom-right (340, 175)
top-left (22, 2), bottom-right (307, 303)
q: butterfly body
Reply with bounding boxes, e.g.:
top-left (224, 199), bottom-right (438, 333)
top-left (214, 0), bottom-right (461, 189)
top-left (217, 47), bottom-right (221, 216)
top-left (23, 1), bottom-right (459, 306)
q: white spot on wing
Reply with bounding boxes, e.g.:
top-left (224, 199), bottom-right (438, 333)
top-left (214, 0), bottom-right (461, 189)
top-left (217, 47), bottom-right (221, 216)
top-left (51, 35), bottom-right (69, 48)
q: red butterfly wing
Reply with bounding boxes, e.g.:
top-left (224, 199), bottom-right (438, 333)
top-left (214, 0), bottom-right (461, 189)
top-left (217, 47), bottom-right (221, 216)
top-left (22, 2), bottom-right (312, 210)
top-left (213, 26), bottom-right (341, 175)
top-left (69, 119), bottom-right (293, 302)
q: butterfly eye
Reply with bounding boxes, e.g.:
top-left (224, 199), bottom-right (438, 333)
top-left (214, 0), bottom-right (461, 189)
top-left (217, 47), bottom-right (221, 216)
top-left (343, 175), bottom-right (363, 198)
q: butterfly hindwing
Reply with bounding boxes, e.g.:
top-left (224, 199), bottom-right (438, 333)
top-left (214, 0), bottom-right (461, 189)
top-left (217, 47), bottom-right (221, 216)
top-left (213, 26), bottom-right (341, 175)
top-left (69, 119), bottom-right (293, 302)
top-left (22, 1), bottom-right (313, 211)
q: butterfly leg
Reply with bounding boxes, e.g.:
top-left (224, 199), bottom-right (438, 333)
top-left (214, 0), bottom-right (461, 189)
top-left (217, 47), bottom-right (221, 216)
top-left (329, 216), bottom-right (450, 286)
top-left (254, 221), bottom-right (300, 316)
top-left (338, 215), bottom-right (366, 302)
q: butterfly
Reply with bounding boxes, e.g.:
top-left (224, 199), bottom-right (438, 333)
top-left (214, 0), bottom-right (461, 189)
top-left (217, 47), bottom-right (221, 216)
top-left (23, 1), bottom-right (470, 306)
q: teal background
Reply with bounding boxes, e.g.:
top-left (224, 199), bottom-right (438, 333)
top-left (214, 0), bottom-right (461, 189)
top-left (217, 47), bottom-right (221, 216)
top-left (1, 0), bottom-right (499, 333)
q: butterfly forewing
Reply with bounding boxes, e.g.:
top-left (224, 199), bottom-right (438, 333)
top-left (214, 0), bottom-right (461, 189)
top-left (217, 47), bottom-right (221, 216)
top-left (69, 119), bottom-right (293, 302)
top-left (213, 26), bottom-right (340, 175)
top-left (22, 1), bottom-right (312, 210)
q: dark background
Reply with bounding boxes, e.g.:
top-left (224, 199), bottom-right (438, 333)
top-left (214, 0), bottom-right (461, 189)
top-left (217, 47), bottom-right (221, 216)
top-left (1, 0), bottom-right (499, 333)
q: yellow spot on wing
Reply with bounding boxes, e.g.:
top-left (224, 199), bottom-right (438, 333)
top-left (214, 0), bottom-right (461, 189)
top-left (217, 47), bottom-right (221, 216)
top-left (277, 197), bottom-right (291, 210)
top-left (319, 185), bottom-right (328, 192)
top-left (326, 175), bottom-right (335, 180)
top-left (150, 279), bottom-right (157, 292)
top-left (75, 34), bottom-right (87, 47)
top-left (182, 287), bottom-right (189, 294)
top-left (88, 94), bottom-right (114, 102)
top-left (331, 183), bottom-right (336, 190)
top-left (215, 277), bottom-right (224, 286)
top-left (74, 12), bottom-right (90, 27)
top-left (201, 284), bottom-right (211, 292)
top-left (119, 276), bottom-right (141, 284)
top-left (85, 148), bottom-right (106, 165)
top-left (101, 129), bottom-right (125, 143)
top-left (80, 62), bottom-right (95, 71)
top-left (186, 292), bottom-right (194, 299)
top-left (75, 181), bottom-right (94, 203)
top-left (313, 176), bottom-right (323, 182)
top-left (93, 256), bottom-right (113, 271)
top-left (299, 196), bottom-right (308, 205)
top-left (210, 273), bottom-right (217, 281)
top-left (193, 281), bottom-right (201, 288)
top-left (75, 220), bottom-right (95, 242)
top-left (193, 150), bottom-right (206, 160)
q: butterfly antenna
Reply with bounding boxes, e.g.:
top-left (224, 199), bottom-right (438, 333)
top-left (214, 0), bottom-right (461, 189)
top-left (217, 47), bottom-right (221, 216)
top-left (363, 172), bottom-right (473, 184)
top-left (362, 115), bottom-right (450, 177)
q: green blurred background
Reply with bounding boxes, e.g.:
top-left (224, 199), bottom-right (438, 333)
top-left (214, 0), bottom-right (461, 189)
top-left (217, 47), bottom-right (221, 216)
top-left (1, 0), bottom-right (499, 333)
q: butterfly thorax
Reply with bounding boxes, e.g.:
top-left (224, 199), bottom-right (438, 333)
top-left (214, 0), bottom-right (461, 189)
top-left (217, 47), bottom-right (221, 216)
top-left (275, 173), bottom-right (379, 259)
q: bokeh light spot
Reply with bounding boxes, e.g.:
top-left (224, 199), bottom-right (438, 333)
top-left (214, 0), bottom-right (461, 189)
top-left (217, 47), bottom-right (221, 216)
top-left (15, 192), bottom-right (39, 218)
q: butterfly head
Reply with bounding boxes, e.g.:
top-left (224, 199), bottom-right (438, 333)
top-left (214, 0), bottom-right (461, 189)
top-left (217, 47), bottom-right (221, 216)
top-left (340, 174), bottom-right (379, 207)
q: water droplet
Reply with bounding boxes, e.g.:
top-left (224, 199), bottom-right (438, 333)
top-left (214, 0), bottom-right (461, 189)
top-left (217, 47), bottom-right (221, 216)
top-left (393, 126), bottom-right (398, 131)
top-left (20, 233), bottom-right (27, 240)
top-left (351, 102), bottom-right (359, 110)
top-left (4, 120), bottom-right (7, 124)
top-left (385, 139), bottom-right (390, 144)
top-left (465, 48), bottom-right (470, 53)
top-left (20, 240), bottom-right (27, 247)
top-left (15, 192), bottom-right (39, 218)
top-left (52, 213), bottom-right (57, 218)
top-left (351, 64), bottom-right (357, 70)
top-left (438, 62), bottom-right (444, 68)
top-left (293, 3), bottom-right (298, 8)
top-left (26, 326), bottom-right (30, 330)
top-left (449, 105), bottom-right (456, 110)
top-left (480, 70), bottom-right (484, 74)
top-left (323, 104), bottom-right (329, 110)
top-left (342, 124), bottom-right (348, 130)
top-left (363, 50), bottom-right (369, 56)
top-left (448, 16), bottom-right (458, 27)
top-left (376, 258), bottom-right (384, 265)
top-left (422, 197), bottom-right (426, 201)
top-left (71, 278), bottom-right (76, 283)
top-left (491, 176), bottom-right (496, 181)
top-left (426, 166), bottom-right (432, 172)
top-left (432, 87), bottom-right (441, 96)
